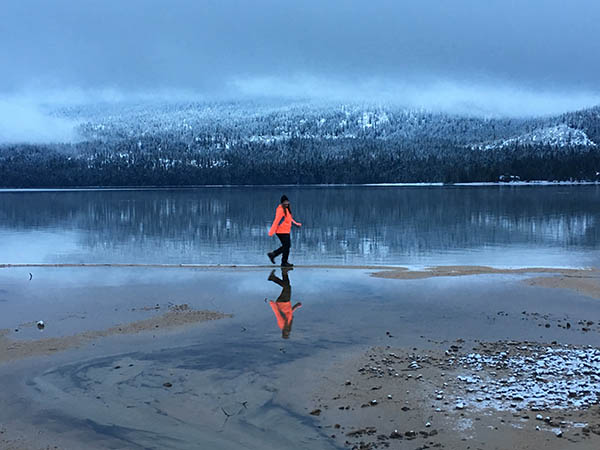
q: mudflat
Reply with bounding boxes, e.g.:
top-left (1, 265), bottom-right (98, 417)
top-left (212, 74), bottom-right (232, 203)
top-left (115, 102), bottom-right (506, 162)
top-left (0, 265), bottom-right (599, 449)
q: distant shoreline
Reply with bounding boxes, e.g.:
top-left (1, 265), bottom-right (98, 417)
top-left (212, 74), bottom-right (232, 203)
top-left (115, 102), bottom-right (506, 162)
top-left (1, 180), bottom-right (599, 192)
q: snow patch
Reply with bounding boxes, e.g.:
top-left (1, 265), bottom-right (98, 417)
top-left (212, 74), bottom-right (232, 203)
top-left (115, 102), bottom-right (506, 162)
top-left (473, 124), bottom-right (596, 150)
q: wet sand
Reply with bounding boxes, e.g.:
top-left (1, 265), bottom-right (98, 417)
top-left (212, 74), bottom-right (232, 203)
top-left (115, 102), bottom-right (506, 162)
top-left (371, 265), bottom-right (597, 280)
top-left (1, 265), bottom-right (600, 449)
top-left (0, 305), bottom-right (230, 364)
top-left (524, 275), bottom-right (600, 301)
top-left (372, 265), bottom-right (600, 300)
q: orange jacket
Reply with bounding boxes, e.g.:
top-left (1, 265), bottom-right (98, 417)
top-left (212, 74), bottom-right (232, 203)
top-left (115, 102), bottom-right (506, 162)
top-left (269, 301), bottom-right (301, 330)
top-left (268, 205), bottom-right (300, 236)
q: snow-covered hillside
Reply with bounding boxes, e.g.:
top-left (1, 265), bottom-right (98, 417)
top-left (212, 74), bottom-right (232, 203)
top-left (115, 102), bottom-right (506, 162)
top-left (2, 100), bottom-right (600, 187)
top-left (472, 124), bottom-right (596, 150)
top-left (66, 100), bottom-right (537, 147)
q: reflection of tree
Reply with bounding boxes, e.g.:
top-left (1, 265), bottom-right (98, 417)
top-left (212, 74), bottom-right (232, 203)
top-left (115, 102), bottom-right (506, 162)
top-left (0, 187), bottom-right (599, 262)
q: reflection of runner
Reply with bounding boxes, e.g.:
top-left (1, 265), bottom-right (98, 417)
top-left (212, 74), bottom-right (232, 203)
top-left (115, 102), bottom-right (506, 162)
top-left (268, 269), bottom-right (302, 339)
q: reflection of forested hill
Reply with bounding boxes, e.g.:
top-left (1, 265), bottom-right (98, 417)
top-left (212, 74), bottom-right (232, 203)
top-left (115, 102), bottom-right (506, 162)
top-left (0, 102), bottom-right (600, 186)
top-left (1, 188), bottom-right (599, 263)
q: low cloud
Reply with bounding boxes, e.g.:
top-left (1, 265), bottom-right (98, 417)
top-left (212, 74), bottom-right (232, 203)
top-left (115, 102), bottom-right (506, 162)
top-left (1, 75), bottom-right (599, 145)
top-left (0, 98), bottom-right (79, 144)
top-left (231, 75), bottom-right (600, 117)
top-left (0, 88), bottom-right (203, 144)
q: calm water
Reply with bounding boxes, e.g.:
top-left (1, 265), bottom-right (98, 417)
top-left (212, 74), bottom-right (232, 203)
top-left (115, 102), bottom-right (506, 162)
top-left (0, 185), bottom-right (599, 268)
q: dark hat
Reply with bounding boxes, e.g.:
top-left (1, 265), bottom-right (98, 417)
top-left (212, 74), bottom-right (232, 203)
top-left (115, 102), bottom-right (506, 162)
top-left (280, 195), bottom-right (289, 203)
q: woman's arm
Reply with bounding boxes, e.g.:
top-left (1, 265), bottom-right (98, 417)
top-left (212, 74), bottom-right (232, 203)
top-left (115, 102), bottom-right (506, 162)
top-left (268, 207), bottom-right (284, 236)
top-left (292, 218), bottom-right (302, 227)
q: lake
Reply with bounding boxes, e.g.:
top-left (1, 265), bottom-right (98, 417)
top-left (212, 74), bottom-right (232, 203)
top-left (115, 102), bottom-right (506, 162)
top-left (1, 185), bottom-right (599, 268)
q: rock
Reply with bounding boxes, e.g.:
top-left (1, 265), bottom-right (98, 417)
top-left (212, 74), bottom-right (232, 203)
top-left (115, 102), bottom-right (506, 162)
top-left (163, 382), bottom-right (173, 388)
top-left (389, 430), bottom-right (403, 439)
top-left (346, 427), bottom-right (377, 437)
top-left (425, 422), bottom-right (431, 427)
top-left (309, 409), bottom-right (321, 416)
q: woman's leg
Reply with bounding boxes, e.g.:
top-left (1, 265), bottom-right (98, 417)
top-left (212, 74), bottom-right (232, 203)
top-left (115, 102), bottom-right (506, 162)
top-left (278, 233), bottom-right (291, 264)
top-left (272, 237), bottom-right (285, 258)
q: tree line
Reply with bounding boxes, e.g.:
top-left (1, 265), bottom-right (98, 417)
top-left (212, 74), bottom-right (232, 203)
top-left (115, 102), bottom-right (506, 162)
top-left (1, 138), bottom-right (598, 187)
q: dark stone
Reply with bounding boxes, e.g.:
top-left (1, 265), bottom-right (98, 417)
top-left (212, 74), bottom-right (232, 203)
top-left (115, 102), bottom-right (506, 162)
top-left (405, 430), bottom-right (417, 438)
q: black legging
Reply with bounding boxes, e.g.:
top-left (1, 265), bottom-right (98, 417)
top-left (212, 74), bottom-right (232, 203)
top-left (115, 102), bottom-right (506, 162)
top-left (269, 269), bottom-right (292, 302)
top-left (272, 233), bottom-right (291, 264)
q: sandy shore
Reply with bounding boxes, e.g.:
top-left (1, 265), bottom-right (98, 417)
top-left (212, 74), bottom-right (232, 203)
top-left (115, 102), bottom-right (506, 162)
top-left (0, 304), bottom-right (231, 364)
top-left (371, 265), bottom-right (597, 279)
top-left (311, 342), bottom-right (600, 449)
top-left (524, 275), bottom-right (600, 301)
top-left (371, 265), bottom-right (600, 300)
top-left (1, 265), bottom-right (600, 449)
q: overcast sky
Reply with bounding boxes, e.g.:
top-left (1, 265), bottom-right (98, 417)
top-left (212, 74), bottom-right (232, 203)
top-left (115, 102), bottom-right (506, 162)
top-left (1, 0), bottom-right (599, 116)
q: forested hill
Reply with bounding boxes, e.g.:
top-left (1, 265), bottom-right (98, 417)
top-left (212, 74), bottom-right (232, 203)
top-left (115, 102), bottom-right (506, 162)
top-left (1, 101), bottom-right (599, 187)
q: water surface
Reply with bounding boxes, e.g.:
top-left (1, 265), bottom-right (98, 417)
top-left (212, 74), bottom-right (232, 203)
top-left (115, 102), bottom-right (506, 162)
top-left (1, 185), bottom-right (599, 267)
